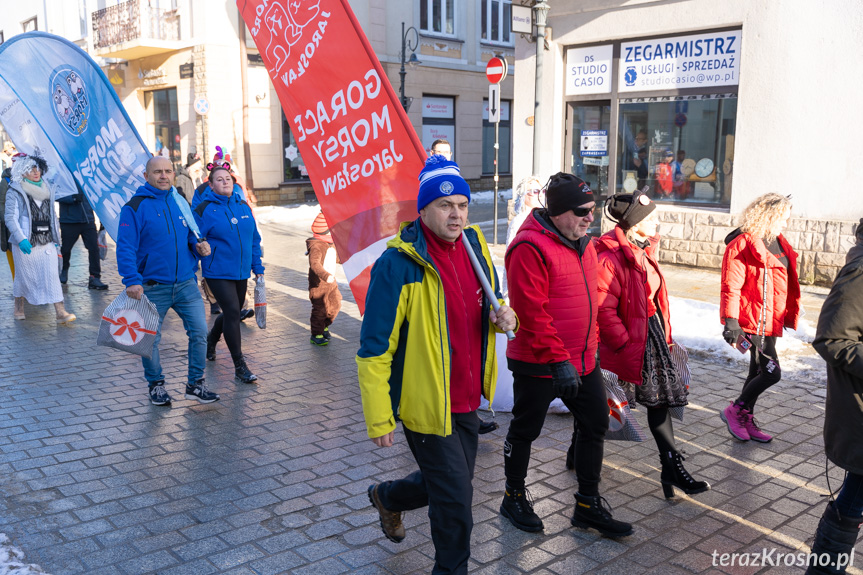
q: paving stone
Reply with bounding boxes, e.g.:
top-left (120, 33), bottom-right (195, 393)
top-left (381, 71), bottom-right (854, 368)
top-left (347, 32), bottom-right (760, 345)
top-left (0, 219), bottom-right (848, 575)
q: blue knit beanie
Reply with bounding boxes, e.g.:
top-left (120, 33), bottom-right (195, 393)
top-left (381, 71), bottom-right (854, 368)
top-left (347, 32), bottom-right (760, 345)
top-left (417, 155), bottom-right (471, 212)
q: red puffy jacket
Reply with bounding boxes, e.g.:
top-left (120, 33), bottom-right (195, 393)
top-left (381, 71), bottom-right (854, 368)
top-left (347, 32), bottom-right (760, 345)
top-left (505, 210), bottom-right (599, 376)
top-left (720, 230), bottom-right (801, 336)
top-left (596, 227), bottom-right (672, 384)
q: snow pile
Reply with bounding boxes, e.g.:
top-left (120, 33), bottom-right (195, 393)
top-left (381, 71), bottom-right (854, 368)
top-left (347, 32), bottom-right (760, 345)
top-left (470, 189), bottom-right (512, 204)
top-left (0, 534), bottom-right (47, 575)
top-left (668, 296), bottom-right (824, 384)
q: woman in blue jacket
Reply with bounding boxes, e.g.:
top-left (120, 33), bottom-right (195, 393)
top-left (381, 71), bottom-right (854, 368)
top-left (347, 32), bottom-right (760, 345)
top-left (193, 165), bottom-right (264, 383)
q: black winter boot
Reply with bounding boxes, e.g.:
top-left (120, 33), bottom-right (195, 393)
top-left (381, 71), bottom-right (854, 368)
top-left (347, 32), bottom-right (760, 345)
top-left (571, 493), bottom-right (633, 538)
top-left (233, 356), bottom-right (258, 383)
top-left (806, 501), bottom-right (862, 574)
top-left (59, 267), bottom-right (68, 284)
top-left (500, 485), bottom-right (543, 532)
top-left (88, 275), bottom-right (108, 290)
top-left (206, 331), bottom-right (218, 361)
top-left (660, 450), bottom-right (710, 499)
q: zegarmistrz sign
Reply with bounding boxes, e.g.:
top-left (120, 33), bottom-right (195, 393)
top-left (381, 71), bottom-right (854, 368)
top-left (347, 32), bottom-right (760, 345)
top-left (619, 30), bottom-right (742, 92)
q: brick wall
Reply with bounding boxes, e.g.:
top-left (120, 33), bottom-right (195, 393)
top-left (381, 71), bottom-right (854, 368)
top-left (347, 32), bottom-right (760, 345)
top-left (631, 210), bottom-right (860, 286)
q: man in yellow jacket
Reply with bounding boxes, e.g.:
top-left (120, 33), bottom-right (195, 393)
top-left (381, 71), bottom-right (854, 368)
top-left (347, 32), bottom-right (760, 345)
top-left (357, 156), bottom-right (516, 574)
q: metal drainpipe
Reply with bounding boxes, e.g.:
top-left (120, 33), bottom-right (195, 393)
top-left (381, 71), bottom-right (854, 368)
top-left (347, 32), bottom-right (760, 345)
top-left (532, 1), bottom-right (550, 176)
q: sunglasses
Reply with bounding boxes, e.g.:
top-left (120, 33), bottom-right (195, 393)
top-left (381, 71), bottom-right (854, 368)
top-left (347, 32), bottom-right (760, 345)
top-left (572, 205), bottom-right (596, 217)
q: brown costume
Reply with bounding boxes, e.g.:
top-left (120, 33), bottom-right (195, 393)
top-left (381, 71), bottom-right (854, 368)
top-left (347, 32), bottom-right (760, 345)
top-left (307, 237), bottom-right (341, 336)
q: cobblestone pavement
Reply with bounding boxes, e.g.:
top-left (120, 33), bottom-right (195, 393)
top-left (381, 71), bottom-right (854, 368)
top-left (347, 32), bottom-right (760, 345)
top-left (0, 217), bottom-right (855, 575)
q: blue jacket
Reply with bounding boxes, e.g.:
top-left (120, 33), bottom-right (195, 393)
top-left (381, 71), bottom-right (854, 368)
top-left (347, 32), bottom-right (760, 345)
top-left (57, 191), bottom-right (95, 225)
top-left (116, 182), bottom-right (199, 287)
top-left (193, 187), bottom-right (263, 279)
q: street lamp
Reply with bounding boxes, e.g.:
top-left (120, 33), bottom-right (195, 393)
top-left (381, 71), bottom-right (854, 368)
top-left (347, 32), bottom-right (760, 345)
top-left (399, 22), bottom-right (421, 112)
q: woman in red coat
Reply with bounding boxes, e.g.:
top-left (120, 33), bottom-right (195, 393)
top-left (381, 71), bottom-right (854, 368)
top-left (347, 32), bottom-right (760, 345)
top-left (719, 193), bottom-right (799, 443)
top-left (596, 191), bottom-right (709, 499)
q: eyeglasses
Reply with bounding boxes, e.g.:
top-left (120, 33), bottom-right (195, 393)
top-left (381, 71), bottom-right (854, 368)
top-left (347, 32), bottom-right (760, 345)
top-left (572, 205), bottom-right (596, 217)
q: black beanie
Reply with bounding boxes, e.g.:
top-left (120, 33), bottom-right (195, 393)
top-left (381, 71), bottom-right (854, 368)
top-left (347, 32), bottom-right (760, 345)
top-left (605, 190), bottom-right (656, 230)
top-left (546, 173), bottom-right (594, 216)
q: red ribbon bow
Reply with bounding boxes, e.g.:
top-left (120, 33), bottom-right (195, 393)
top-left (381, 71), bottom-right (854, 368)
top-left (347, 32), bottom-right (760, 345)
top-left (102, 315), bottom-right (157, 343)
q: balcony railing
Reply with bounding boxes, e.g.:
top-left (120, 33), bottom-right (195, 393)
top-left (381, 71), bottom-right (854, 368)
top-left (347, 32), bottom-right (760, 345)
top-left (92, 0), bottom-right (180, 50)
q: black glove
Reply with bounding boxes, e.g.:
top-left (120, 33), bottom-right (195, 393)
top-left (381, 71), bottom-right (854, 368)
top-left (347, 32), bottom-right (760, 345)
top-left (550, 360), bottom-right (581, 401)
top-left (722, 318), bottom-right (743, 345)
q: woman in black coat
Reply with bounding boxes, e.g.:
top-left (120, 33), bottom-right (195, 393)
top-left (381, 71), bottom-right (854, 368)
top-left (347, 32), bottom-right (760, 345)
top-left (808, 219), bottom-right (863, 574)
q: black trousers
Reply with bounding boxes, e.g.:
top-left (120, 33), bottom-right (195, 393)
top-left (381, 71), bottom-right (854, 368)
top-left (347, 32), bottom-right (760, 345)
top-left (207, 278), bottom-right (248, 362)
top-left (377, 412), bottom-right (479, 575)
top-left (737, 335), bottom-right (781, 411)
top-left (505, 368), bottom-right (607, 496)
top-left (60, 222), bottom-right (100, 277)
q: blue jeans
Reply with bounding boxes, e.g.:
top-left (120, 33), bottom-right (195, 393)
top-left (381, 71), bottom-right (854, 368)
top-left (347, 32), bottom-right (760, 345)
top-left (141, 278), bottom-right (207, 386)
top-left (836, 472), bottom-right (863, 518)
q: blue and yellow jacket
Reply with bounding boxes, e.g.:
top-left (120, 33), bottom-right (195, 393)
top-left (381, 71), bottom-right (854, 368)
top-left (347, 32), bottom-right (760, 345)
top-left (356, 219), bottom-right (512, 438)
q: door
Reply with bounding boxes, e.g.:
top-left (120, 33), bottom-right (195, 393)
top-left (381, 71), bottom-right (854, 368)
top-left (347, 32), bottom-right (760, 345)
top-left (568, 103), bottom-right (611, 237)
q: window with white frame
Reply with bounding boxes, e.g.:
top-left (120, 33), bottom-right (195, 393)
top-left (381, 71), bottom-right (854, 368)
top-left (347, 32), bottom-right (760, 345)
top-left (481, 0), bottom-right (511, 44)
top-left (419, 0), bottom-right (455, 37)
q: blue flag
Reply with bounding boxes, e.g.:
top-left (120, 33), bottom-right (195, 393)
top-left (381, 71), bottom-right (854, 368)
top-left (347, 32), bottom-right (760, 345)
top-left (0, 32), bottom-right (151, 240)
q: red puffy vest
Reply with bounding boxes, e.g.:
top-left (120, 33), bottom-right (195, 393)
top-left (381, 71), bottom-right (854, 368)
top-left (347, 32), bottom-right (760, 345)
top-left (595, 227), bottom-right (672, 384)
top-left (505, 212), bottom-right (599, 375)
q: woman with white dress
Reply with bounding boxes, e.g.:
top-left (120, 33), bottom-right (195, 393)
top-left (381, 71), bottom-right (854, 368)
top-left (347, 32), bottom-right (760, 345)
top-left (4, 154), bottom-right (75, 323)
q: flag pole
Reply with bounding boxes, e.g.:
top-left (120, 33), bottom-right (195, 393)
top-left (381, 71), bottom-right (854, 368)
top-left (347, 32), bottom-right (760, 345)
top-left (460, 231), bottom-right (515, 341)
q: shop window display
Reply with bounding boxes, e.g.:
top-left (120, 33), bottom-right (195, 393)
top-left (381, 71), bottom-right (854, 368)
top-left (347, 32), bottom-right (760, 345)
top-left (617, 96), bottom-right (737, 207)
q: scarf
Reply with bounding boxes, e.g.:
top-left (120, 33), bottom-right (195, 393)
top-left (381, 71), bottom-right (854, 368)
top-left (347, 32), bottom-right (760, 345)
top-left (20, 178), bottom-right (51, 202)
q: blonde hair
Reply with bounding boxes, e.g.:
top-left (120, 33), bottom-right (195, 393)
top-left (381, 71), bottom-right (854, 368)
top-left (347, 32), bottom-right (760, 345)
top-left (740, 193), bottom-right (792, 242)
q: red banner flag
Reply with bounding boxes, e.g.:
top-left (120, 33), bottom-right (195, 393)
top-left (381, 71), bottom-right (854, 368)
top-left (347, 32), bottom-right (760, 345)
top-left (237, 0), bottom-right (427, 314)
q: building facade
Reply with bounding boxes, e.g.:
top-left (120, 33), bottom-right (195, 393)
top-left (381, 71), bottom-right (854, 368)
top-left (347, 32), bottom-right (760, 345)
top-left (0, 0), bottom-right (514, 204)
top-left (513, 0), bottom-right (862, 284)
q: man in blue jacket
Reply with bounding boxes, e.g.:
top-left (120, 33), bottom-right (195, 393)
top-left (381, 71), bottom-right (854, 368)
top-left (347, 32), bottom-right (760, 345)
top-left (116, 156), bottom-right (219, 406)
top-left (57, 184), bottom-right (107, 289)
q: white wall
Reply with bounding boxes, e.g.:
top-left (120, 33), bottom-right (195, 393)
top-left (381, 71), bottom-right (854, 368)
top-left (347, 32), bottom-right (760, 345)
top-left (514, 0), bottom-right (863, 220)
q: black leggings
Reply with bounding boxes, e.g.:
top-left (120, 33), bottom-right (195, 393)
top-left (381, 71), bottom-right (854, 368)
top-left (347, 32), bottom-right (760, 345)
top-left (505, 368), bottom-right (607, 496)
top-left (207, 278), bottom-right (248, 362)
top-left (647, 407), bottom-right (676, 454)
top-left (737, 335), bottom-right (781, 412)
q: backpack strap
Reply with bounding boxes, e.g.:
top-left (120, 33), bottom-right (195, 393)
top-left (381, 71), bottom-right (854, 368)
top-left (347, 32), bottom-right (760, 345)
top-left (125, 196), bottom-right (149, 212)
top-left (194, 200), bottom-right (212, 217)
top-left (508, 240), bottom-right (546, 267)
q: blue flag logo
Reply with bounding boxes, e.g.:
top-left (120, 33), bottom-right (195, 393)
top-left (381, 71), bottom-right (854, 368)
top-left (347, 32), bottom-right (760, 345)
top-left (50, 67), bottom-right (91, 136)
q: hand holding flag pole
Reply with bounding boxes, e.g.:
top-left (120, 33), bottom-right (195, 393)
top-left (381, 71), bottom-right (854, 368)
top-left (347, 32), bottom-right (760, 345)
top-left (460, 231), bottom-right (515, 341)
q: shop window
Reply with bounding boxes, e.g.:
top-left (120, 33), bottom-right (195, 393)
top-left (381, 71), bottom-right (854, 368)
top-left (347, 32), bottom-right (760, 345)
top-left (420, 0), bottom-right (455, 37)
top-left (482, 98), bottom-right (511, 175)
top-left (144, 88), bottom-right (180, 165)
top-left (617, 95), bottom-right (737, 207)
top-left (282, 109), bottom-right (309, 182)
top-left (422, 95), bottom-right (456, 159)
top-left (481, 0), bottom-right (512, 45)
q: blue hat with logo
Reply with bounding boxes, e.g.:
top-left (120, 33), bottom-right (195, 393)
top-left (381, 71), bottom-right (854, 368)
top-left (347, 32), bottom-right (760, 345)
top-left (417, 155), bottom-right (471, 212)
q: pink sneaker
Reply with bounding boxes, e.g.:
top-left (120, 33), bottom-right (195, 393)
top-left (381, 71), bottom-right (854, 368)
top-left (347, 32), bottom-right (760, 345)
top-left (743, 411), bottom-right (772, 442)
top-left (721, 402), bottom-right (750, 441)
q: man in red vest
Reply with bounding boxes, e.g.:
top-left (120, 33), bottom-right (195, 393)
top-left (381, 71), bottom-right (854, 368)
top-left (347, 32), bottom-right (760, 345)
top-left (501, 173), bottom-right (633, 538)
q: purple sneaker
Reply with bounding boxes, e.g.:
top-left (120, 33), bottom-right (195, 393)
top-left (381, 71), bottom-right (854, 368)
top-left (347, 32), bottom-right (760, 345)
top-left (744, 411), bottom-right (773, 442)
top-left (720, 402), bottom-right (750, 441)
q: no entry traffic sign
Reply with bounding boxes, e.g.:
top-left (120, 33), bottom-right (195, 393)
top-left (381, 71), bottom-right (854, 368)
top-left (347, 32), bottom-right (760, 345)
top-left (486, 57), bottom-right (507, 84)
